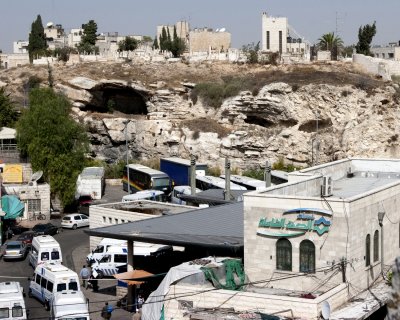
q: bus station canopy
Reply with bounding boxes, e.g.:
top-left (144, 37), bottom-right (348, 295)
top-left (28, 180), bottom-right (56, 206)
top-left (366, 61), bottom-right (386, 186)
top-left (85, 202), bottom-right (243, 252)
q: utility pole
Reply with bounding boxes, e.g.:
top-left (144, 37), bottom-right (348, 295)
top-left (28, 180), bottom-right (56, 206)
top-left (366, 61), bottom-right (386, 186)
top-left (340, 257), bottom-right (346, 283)
top-left (315, 111), bottom-right (320, 166)
top-left (125, 123), bottom-right (131, 194)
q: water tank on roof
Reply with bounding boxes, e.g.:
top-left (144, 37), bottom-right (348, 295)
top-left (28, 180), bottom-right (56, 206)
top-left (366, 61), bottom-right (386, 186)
top-left (297, 38), bottom-right (302, 43)
top-left (287, 37), bottom-right (292, 43)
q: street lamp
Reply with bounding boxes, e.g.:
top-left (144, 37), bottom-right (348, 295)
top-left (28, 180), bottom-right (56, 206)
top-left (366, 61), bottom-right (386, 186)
top-left (378, 210), bottom-right (385, 275)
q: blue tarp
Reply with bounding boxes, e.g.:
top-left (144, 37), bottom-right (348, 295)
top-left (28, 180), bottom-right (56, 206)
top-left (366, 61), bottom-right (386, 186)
top-left (1, 195), bottom-right (25, 219)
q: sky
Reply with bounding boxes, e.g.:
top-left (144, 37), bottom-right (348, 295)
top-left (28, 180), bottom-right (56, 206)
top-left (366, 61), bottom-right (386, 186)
top-left (1, 0), bottom-right (399, 54)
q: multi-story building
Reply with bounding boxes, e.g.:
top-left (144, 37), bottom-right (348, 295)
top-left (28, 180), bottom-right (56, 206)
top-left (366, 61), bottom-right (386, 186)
top-left (156, 21), bottom-right (190, 46)
top-left (371, 42), bottom-right (400, 61)
top-left (13, 41), bottom-right (29, 54)
top-left (261, 11), bottom-right (310, 60)
top-left (44, 22), bottom-right (66, 50)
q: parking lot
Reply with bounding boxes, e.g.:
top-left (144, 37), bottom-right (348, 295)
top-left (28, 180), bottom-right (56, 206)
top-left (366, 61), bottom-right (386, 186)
top-left (0, 183), bottom-right (133, 319)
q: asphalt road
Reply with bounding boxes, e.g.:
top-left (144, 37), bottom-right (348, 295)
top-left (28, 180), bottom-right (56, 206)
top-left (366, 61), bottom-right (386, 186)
top-left (0, 221), bottom-right (89, 320)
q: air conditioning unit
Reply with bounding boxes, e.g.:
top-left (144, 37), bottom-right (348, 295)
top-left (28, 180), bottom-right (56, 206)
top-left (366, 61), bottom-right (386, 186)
top-left (321, 175), bottom-right (333, 197)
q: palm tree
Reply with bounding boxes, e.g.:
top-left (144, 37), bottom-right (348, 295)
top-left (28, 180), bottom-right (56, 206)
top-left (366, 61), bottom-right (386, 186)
top-left (318, 32), bottom-right (344, 60)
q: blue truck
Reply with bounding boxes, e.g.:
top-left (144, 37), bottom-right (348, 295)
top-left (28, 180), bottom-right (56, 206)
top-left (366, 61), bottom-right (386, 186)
top-left (160, 157), bottom-right (208, 186)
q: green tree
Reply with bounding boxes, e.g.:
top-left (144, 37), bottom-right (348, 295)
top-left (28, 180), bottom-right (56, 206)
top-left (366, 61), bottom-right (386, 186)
top-left (16, 88), bottom-right (88, 206)
top-left (242, 42), bottom-right (260, 64)
top-left (0, 88), bottom-right (18, 127)
top-left (77, 20), bottom-right (98, 54)
top-left (28, 15), bottom-right (47, 62)
top-left (153, 37), bottom-right (159, 50)
top-left (160, 27), bottom-right (168, 51)
top-left (356, 21), bottom-right (377, 56)
top-left (318, 32), bottom-right (343, 60)
top-left (118, 36), bottom-right (139, 59)
top-left (170, 26), bottom-right (186, 57)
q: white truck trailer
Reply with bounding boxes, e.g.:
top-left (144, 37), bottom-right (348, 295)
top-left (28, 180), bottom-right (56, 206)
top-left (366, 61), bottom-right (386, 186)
top-left (75, 167), bottom-right (105, 201)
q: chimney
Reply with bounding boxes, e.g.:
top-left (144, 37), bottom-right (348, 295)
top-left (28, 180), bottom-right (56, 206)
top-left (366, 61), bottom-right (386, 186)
top-left (190, 154), bottom-right (196, 196)
top-left (264, 160), bottom-right (271, 187)
top-left (224, 158), bottom-right (231, 201)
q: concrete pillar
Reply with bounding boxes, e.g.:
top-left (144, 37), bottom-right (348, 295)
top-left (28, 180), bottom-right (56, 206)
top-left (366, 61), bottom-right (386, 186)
top-left (127, 240), bottom-right (134, 311)
top-left (190, 154), bottom-right (196, 196)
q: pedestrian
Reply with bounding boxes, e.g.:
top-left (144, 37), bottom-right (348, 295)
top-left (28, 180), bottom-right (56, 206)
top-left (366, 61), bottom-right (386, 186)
top-left (89, 274), bottom-right (99, 292)
top-left (101, 302), bottom-right (113, 320)
top-left (79, 265), bottom-right (91, 289)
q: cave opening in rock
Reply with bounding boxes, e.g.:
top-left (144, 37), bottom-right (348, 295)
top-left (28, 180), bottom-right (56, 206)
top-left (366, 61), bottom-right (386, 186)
top-left (87, 85), bottom-right (148, 114)
top-left (244, 115), bottom-right (274, 127)
top-left (298, 118), bottom-right (332, 133)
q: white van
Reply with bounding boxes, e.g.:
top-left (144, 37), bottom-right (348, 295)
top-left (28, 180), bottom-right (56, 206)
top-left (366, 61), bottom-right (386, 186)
top-left (91, 243), bottom-right (173, 278)
top-left (28, 263), bottom-right (80, 310)
top-left (29, 235), bottom-right (62, 268)
top-left (50, 291), bottom-right (89, 320)
top-left (171, 186), bottom-right (201, 205)
top-left (0, 282), bottom-right (27, 320)
top-left (86, 238), bottom-right (127, 265)
top-left (122, 190), bottom-right (167, 202)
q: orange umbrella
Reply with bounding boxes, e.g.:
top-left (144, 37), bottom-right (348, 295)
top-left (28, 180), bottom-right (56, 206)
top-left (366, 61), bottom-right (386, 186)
top-left (113, 270), bottom-right (154, 286)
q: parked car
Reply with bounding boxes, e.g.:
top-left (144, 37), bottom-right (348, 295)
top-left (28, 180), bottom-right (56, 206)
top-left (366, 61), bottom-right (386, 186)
top-left (61, 214), bottom-right (89, 229)
top-left (17, 231), bottom-right (36, 248)
top-left (3, 241), bottom-right (28, 260)
top-left (32, 223), bottom-right (59, 236)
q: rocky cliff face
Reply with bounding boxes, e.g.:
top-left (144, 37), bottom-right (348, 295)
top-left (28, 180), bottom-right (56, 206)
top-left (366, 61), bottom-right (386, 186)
top-left (1, 61), bottom-right (398, 171)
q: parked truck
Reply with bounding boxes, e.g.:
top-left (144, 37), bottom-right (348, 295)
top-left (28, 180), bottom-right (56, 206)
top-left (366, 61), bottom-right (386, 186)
top-left (160, 157), bottom-right (207, 186)
top-left (75, 167), bottom-right (105, 201)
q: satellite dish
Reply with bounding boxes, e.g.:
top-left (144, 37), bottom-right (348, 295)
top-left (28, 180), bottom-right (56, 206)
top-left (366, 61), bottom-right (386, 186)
top-left (46, 22), bottom-right (54, 28)
top-left (30, 171), bottom-right (43, 183)
top-left (321, 301), bottom-right (331, 320)
top-left (219, 28), bottom-right (226, 32)
top-left (215, 28), bottom-right (220, 32)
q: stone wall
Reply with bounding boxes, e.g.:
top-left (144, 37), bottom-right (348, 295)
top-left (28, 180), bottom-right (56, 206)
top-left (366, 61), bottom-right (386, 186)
top-left (353, 53), bottom-right (400, 80)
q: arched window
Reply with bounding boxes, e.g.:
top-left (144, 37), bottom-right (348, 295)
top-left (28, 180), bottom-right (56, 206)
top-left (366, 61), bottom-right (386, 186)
top-left (366, 234), bottom-right (371, 267)
top-left (300, 240), bottom-right (315, 273)
top-left (276, 238), bottom-right (292, 271)
top-left (373, 230), bottom-right (379, 262)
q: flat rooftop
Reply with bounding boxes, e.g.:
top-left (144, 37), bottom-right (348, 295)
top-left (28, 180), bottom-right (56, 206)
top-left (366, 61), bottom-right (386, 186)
top-left (253, 158), bottom-right (400, 200)
top-left (96, 200), bottom-right (194, 215)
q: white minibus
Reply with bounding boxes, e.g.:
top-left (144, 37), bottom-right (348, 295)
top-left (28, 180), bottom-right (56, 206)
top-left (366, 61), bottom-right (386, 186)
top-left (50, 291), bottom-right (89, 320)
top-left (29, 235), bottom-right (62, 268)
top-left (28, 263), bottom-right (80, 310)
top-left (91, 243), bottom-right (173, 278)
top-left (86, 238), bottom-right (126, 265)
top-left (0, 282), bottom-right (27, 320)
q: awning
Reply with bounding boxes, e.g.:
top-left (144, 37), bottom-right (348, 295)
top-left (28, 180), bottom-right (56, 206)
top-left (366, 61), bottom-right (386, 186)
top-left (113, 270), bottom-right (154, 286)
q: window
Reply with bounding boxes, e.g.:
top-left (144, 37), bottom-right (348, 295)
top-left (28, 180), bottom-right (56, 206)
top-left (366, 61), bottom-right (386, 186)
top-left (300, 240), bottom-right (315, 273)
top-left (69, 281), bottom-right (78, 291)
top-left (0, 308), bottom-right (9, 319)
top-left (115, 218), bottom-right (119, 224)
top-left (47, 281), bottom-right (54, 293)
top-left (35, 274), bottom-right (42, 285)
top-left (373, 230), bottom-right (379, 262)
top-left (114, 254), bottom-right (127, 263)
top-left (276, 238), bottom-right (292, 271)
top-left (266, 31), bottom-right (270, 50)
top-left (57, 283), bottom-right (67, 292)
top-left (41, 277), bottom-right (48, 289)
top-left (51, 251), bottom-right (60, 260)
top-left (108, 217), bottom-right (112, 224)
top-left (74, 215), bottom-right (82, 221)
top-left (26, 199), bottom-right (41, 213)
top-left (12, 306), bottom-right (23, 317)
top-left (366, 234), bottom-right (371, 266)
top-left (279, 31), bottom-right (283, 53)
top-left (389, 53), bottom-right (394, 58)
top-left (103, 216), bottom-right (106, 223)
top-left (41, 252), bottom-right (49, 261)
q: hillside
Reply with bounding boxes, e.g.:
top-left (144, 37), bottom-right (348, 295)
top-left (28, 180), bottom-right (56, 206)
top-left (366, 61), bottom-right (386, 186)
top-left (0, 60), bottom-right (397, 170)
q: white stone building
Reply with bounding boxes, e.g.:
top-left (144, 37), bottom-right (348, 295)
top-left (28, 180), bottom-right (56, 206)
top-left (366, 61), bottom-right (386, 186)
top-left (371, 42), bottom-right (400, 61)
top-left (261, 12), bottom-right (310, 61)
top-left (162, 158), bottom-right (396, 319)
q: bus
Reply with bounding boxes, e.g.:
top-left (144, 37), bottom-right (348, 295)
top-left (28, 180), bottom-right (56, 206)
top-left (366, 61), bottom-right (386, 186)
top-left (195, 175), bottom-right (247, 191)
top-left (220, 174), bottom-right (267, 191)
top-left (123, 164), bottom-right (171, 195)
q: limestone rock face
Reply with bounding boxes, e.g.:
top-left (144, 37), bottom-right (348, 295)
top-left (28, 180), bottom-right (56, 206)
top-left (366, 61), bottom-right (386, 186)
top-left (3, 64), bottom-right (396, 170)
top-left (65, 77), bottom-right (400, 170)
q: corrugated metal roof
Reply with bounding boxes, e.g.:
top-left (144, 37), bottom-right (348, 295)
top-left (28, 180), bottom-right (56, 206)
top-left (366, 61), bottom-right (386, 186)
top-left (85, 202), bottom-right (243, 250)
